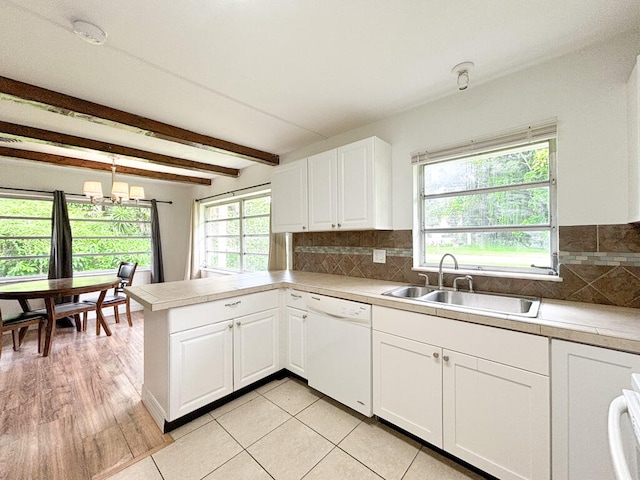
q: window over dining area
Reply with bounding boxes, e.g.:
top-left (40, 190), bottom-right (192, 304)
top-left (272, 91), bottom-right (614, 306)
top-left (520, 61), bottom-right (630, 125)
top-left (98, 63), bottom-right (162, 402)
top-left (0, 195), bottom-right (151, 280)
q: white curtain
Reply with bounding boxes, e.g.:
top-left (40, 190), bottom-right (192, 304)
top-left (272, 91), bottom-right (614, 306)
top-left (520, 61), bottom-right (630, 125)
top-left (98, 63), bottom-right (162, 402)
top-left (184, 199), bottom-right (203, 280)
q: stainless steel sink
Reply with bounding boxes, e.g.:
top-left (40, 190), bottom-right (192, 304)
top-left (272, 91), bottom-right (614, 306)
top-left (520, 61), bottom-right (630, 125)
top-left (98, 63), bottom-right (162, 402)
top-left (422, 290), bottom-right (540, 317)
top-left (383, 285), bottom-right (434, 298)
top-left (383, 285), bottom-right (540, 317)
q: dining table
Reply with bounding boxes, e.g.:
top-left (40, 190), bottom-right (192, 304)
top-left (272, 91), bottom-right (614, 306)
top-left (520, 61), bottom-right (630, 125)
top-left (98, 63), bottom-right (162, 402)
top-left (0, 275), bottom-right (121, 356)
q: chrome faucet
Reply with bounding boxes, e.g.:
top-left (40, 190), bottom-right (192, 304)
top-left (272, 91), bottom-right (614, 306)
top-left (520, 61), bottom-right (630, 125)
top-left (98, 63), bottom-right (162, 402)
top-left (438, 253), bottom-right (459, 289)
top-left (453, 275), bottom-right (474, 293)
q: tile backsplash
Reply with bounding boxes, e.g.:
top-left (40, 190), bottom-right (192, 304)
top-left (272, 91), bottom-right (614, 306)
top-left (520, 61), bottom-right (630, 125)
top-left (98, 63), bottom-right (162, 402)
top-left (292, 224), bottom-right (640, 308)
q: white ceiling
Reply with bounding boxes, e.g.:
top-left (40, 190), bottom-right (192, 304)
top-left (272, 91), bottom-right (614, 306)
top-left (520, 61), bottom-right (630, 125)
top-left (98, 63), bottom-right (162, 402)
top-left (1, 0), bottom-right (639, 182)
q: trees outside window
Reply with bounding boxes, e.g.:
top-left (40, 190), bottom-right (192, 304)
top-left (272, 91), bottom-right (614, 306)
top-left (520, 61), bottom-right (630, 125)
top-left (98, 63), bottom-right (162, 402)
top-left (203, 193), bottom-right (271, 273)
top-left (69, 202), bottom-right (151, 272)
top-left (0, 196), bottom-right (151, 279)
top-left (416, 139), bottom-right (558, 275)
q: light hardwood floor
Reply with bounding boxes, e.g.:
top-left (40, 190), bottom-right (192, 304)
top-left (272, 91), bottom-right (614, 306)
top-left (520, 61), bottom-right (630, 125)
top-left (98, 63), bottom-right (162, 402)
top-left (0, 311), bottom-right (171, 480)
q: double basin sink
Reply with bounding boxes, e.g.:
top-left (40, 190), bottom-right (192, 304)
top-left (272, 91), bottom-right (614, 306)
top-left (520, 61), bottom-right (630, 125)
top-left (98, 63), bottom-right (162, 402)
top-left (383, 285), bottom-right (540, 318)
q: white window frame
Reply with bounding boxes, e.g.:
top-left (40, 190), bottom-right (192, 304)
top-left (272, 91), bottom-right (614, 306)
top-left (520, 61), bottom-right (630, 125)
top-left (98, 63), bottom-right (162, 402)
top-left (412, 122), bottom-right (559, 279)
top-left (202, 191), bottom-right (271, 274)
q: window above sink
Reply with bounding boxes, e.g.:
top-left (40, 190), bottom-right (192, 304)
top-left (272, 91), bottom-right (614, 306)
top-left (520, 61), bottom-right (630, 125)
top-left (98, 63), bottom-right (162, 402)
top-left (412, 121), bottom-right (558, 278)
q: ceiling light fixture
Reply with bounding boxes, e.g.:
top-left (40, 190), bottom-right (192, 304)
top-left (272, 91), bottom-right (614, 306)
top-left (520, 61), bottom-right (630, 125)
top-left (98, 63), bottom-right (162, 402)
top-left (83, 158), bottom-right (145, 205)
top-left (451, 61), bottom-right (474, 91)
top-left (72, 20), bottom-right (107, 45)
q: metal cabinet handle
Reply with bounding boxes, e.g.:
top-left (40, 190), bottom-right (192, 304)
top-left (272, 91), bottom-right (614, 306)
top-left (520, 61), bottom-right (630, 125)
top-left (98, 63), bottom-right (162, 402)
top-left (291, 293), bottom-right (302, 299)
top-left (225, 300), bottom-right (241, 307)
top-left (443, 355), bottom-right (450, 362)
top-left (337, 223), bottom-right (341, 228)
top-left (302, 226), bottom-right (307, 230)
top-left (236, 321), bottom-right (241, 327)
top-left (227, 323), bottom-right (233, 329)
top-left (302, 314), bottom-right (307, 319)
top-left (433, 352), bottom-right (439, 359)
top-left (331, 224), bottom-right (336, 228)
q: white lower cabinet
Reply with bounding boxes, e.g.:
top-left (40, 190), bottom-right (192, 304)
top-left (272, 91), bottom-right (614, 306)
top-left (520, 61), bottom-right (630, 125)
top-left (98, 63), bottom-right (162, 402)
top-left (282, 289), bottom-right (308, 379)
top-left (373, 331), bottom-right (442, 446)
top-left (372, 306), bottom-right (550, 480)
top-left (233, 308), bottom-right (279, 390)
top-left (170, 320), bottom-right (233, 419)
top-left (169, 307), bottom-right (279, 420)
top-left (443, 350), bottom-right (549, 480)
top-left (143, 290), bottom-right (279, 427)
top-left (284, 306), bottom-right (307, 378)
top-left (552, 339), bottom-right (640, 480)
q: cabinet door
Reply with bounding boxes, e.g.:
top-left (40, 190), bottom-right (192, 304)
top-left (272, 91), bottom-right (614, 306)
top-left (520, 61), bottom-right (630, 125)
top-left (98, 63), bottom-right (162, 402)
top-left (285, 306), bottom-right (307, 379)
top-left (271, 159), bottom-right (308, 232)
top-left (373, 331), bottom-right (443, 447)
top-left (308, 149), bottom-right (338, 231)
top-left (337, 138), bottom-right (373, 229)
top-left (169, 320), bottom-right (233, 420)
top-left (234, 308), bottom-right (280, 390)
top-left (552, 340), bottom-right (640, 480)
top-left (443, 350), bottom-right (550, 480)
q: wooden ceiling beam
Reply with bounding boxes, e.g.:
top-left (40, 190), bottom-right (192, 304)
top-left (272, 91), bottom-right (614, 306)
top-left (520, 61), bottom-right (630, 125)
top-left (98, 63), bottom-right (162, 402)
top-left (0, 120), bottom-right (239, 177)
top-left (0, 76), bottom-right (279, 166)
top-left (0, 146), bottom-right (211, 185)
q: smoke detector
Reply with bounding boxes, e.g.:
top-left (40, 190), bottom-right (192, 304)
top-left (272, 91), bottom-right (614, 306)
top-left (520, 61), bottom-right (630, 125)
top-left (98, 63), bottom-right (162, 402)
top-left (72, 20), bottom-right (107, 45)
top-left (451, 61), bottom-right (474, 91)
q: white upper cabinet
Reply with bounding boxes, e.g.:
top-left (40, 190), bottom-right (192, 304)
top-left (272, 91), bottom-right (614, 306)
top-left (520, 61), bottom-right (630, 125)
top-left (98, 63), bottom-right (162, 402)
top-left (271, 159), bottom-right (308, 233)
top-left (308, 149), bottom-right (338, 231)
top-left (309, 137), bottom-right (392, 231)
top-left (628, 55), bottom-right (640, 222)
top-left (271, 136), bottom-right (392, 233)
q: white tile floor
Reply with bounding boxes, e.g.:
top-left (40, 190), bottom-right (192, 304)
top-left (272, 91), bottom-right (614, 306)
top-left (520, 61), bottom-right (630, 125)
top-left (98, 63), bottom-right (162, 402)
top-left (107, 377), bottom-right (488, 480)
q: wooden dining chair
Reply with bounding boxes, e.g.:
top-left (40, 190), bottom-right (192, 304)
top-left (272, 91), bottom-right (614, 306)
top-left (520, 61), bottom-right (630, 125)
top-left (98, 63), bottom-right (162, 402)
top-left (82, 262), bottom-right (138, 330)
top-left (0, 307), bottom-right (46, 360)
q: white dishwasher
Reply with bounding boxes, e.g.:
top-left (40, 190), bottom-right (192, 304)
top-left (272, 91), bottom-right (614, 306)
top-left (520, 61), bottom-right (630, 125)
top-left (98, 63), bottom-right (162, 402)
top-left (306, 294), bottom-right (372, 417)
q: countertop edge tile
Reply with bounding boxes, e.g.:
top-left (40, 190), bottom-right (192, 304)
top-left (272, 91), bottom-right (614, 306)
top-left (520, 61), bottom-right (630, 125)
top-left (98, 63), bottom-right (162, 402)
top-left (126, 271), bottom-right (640, 354)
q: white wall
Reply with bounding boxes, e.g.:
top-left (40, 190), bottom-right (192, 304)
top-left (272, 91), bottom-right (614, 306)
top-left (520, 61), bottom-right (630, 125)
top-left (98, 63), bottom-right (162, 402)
top-left (0, 157), bottom-right (193, 282)
top-left (190, 163), bottom-right (273, 200)
top-left (280, 30), bottom-right (640, 228)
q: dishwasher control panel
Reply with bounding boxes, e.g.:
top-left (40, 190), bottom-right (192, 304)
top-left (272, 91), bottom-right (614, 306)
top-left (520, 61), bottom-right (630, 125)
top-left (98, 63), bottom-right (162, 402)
top-left (307, 294), bottom-right (371, 324)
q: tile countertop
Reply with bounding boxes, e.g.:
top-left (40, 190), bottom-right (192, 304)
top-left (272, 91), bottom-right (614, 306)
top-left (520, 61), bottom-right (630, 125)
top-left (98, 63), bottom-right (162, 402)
top-left (125, 270), bottom-right (640, 355)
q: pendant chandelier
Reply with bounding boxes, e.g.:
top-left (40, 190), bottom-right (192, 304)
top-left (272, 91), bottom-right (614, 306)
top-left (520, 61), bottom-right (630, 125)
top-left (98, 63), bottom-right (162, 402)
top-left (82, 158), bottom-right (145, 205)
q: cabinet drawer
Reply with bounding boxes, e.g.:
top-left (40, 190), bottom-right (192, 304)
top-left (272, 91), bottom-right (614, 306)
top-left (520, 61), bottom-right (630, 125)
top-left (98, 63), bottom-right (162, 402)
top-left (169, 290), bottom-right (279, 333)
top-left (285, 289), bottom-right (308, 309)
top-left (373, 306), bottom-right (548, 375)
top-left (222, 290), bottom-right (279, 318)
